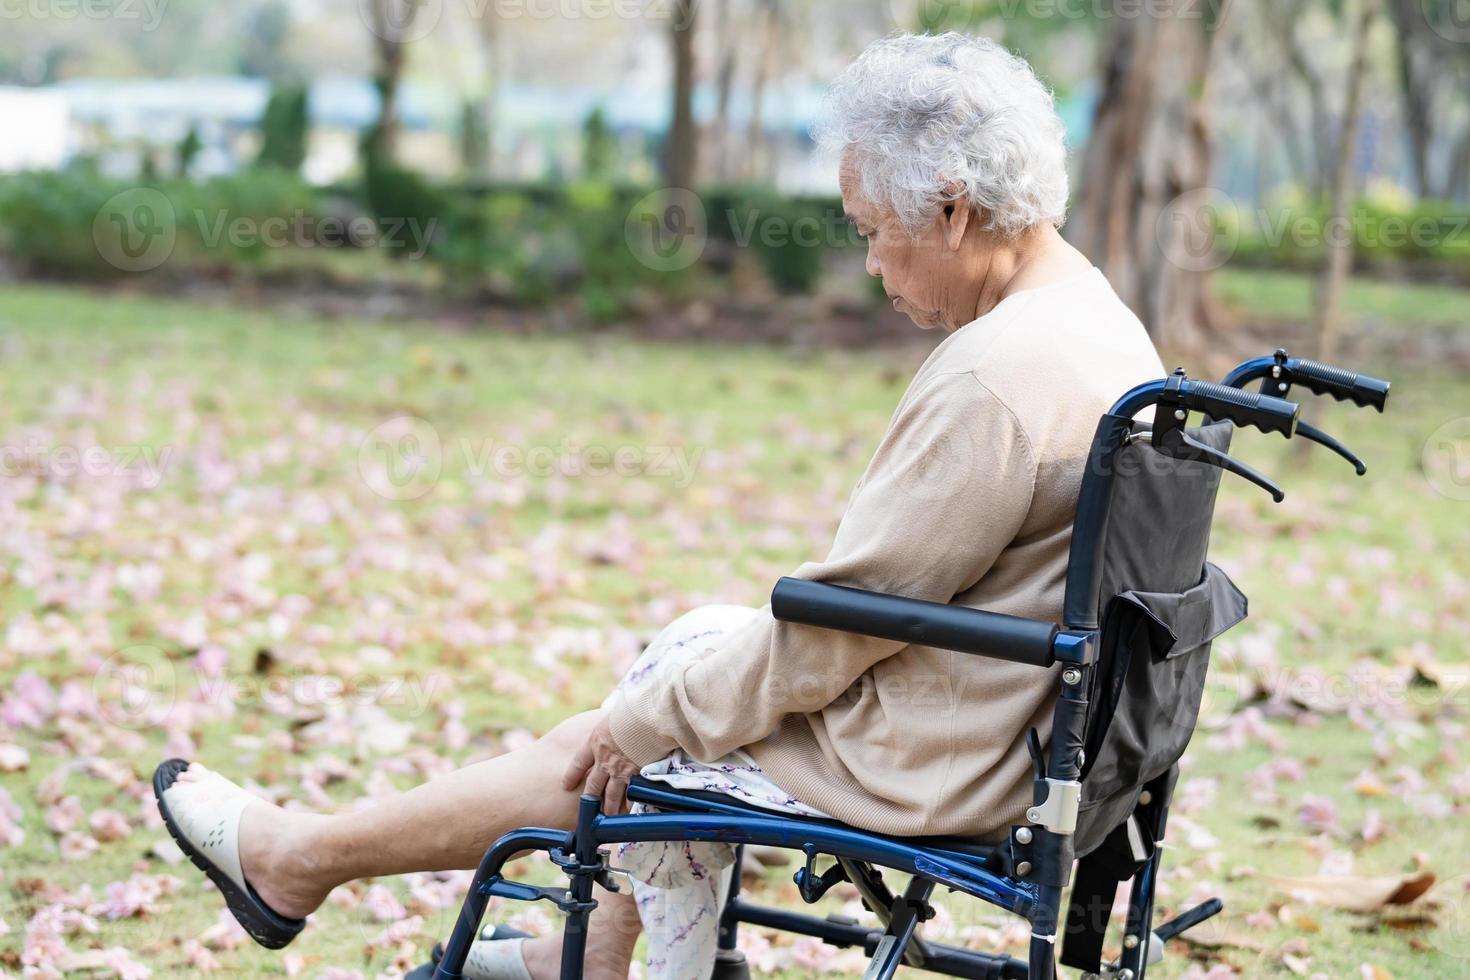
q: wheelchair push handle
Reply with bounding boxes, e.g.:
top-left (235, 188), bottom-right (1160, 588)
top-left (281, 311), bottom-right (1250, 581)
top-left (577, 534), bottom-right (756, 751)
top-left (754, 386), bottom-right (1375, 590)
top-left (1176, 378), bottom-right (1299, 438)
top-left (1220, 349), bottom-right (1391, 412)
top-left (770, 576), bottom-right (1059, 668)
top-left (1220, 350), bottom-right (1392, 474)
top-left (1285, 357), bottom-right (1390, 412)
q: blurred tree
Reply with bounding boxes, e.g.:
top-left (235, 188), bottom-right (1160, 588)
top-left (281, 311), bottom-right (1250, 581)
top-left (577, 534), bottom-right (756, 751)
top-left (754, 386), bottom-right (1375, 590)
top-left (1067, 1), bottom-right (1235, 354)
top-left (237, 1), bottom-right (292, 79)
top-left (1224, 8), bottom-right (1314, 194)
top-left (711, 0), bottom-right (738, 183)
top-left (461, 1), bottom-right (506, 180)
top-left (745, 0), bottom-right (782, 183)
top-left (1388, 0), bottom-right (1470, 199)
top-left (663, 0), bottom-right (699, 190)
top-left (460, 99), bottom-right (491, 178)
top-left (582, 107), bottom-right (617, 180)
top-left (257, 85), bottom-right (309, 173)
top-left (1314, 0), bottom-right (1380, 364)
top-left (1263, 0), bottom-right (1335, 196)
top-left (176, 125), bottom-right (202, 178)
top-left (364, 0), bottom-right (426, 164)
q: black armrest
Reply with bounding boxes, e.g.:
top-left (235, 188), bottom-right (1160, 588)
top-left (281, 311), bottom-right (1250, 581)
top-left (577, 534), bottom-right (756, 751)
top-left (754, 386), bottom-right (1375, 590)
top-left (770, 577), bottom-right (1059, 668)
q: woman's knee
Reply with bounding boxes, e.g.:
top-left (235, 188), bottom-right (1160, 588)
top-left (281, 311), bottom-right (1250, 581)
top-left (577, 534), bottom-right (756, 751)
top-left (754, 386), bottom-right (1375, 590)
top-left (540, 708), bottom-right (603, 757)
top-left (651, 603), bottom-right (759, 649)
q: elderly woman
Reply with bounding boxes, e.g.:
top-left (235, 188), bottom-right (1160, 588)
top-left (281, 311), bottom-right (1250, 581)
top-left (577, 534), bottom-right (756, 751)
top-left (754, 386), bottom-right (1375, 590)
top-left (154, 32), bottom-right (1164, 980)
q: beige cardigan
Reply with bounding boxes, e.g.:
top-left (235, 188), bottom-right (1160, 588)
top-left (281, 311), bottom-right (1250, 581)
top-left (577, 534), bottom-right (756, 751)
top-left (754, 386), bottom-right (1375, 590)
top-left (608, 269), bottom-right (1166, 839)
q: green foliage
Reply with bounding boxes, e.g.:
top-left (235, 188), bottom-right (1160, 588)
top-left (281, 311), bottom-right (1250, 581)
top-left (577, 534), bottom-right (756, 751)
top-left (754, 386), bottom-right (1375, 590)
top-left (459, 100), bottom-right (490, 177)
top-left (256, 84), bottom-right (309, 173)
top-left (582, 106), bottom-right (617, 181)
top-left (0, 167), bottom-right (133, 278)
top-left (176, 125), bottom-right (202, 178)
top-left (359, 141), bottom-right (449, 261)
top-left (733, 192), bottom-right (831, 294)
top-left (0, 167), bottom-right (322, 278)
top-left (174, 169), bottom-right (321, 264)
top-left (434, 181), bottom-right (659, 319)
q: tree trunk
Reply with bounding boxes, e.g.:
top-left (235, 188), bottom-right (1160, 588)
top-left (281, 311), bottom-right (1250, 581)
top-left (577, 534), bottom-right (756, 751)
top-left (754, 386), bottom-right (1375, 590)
top-left (1279, 15), bottom-right (1334, 196)
top-left (367, 0), bottom-right (423, 162)
top-left (711, 0), bottom-right (737, 183)
top-left (1066, 0), bottom-right (1234, 359)
top-left (1449, 128), bottom-right (1470, 202)
top-left (663, 0), bottom-right (698, 190)
top-left (746, 0), bottom-right (779, 183)
top-left (470, 7), bottom-right (505, 180)
top-left (1312, 0), bottom-right (1378, 365)
top-left (1387, 0), bottom-right (1436, 196)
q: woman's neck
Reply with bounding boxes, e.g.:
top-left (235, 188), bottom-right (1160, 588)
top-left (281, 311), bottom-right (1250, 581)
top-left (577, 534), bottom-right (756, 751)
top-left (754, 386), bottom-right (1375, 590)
top-left (965, 225), bottom-right (1093, 326)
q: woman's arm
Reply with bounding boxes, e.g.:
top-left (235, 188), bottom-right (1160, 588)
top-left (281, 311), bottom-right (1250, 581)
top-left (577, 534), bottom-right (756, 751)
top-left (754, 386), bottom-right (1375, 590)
top-left (606, 370), bottom-right (1039, 766)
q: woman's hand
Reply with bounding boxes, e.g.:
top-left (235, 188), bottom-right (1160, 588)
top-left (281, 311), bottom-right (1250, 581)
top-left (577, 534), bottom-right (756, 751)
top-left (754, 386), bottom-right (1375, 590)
top-left (562, 713), bottom-right (640, 814)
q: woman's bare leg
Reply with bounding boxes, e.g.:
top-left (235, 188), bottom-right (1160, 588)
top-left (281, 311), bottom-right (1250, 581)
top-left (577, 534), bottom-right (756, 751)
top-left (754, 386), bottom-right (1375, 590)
top-left (520, 881), bottom-right (642, 980)
top-left (179, 709), bottom-right (606, 920)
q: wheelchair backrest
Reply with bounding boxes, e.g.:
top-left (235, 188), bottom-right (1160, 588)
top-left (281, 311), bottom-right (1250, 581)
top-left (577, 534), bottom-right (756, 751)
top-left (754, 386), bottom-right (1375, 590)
top-left (1062, 419), bottom-right (1249, 856)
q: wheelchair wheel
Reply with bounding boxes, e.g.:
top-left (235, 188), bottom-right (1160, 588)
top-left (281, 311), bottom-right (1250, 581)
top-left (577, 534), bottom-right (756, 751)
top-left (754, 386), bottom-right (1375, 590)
top-left (711, 947), bottom-right (752, 980)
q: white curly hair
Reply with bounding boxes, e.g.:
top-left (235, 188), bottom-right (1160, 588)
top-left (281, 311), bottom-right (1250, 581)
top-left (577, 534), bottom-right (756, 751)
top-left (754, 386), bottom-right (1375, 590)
top-left (816, 32), bottom-right (1070, 239)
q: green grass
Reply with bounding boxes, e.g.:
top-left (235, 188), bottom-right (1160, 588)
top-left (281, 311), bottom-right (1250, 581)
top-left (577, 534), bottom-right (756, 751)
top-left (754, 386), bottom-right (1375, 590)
top-left (1215, 266), bottom-right (1470, 330)
top-left (0, 279), bottom-right (1467, 978)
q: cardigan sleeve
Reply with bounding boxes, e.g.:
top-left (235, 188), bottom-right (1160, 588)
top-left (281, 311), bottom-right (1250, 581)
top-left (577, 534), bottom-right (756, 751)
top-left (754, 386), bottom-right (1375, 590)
top-left (606, 371), bottom-right (1039, 765)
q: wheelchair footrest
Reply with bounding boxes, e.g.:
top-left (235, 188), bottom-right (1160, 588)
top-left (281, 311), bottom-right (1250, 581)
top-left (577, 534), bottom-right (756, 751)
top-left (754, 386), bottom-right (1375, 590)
top-left (1097, 898), bottom-right (1225, 978)
top-left (481, 877), bottom-right (597, 915)
top-left (1154, 896), bottom-right (1223, 943)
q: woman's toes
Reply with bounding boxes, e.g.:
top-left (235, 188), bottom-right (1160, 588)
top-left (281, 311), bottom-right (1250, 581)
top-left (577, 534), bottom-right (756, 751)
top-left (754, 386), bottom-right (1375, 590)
top-left (178, 763), bottom-right (209, 783)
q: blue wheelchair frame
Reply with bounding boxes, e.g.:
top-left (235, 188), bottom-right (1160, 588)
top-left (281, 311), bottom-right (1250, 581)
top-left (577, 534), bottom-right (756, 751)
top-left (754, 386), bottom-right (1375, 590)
top-left (429, 350), bottom-right (1387, 980)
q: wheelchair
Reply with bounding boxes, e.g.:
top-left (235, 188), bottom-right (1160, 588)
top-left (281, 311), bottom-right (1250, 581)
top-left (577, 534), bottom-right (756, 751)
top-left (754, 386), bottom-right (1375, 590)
top-left (426, 349), bottom-right (1390, 980)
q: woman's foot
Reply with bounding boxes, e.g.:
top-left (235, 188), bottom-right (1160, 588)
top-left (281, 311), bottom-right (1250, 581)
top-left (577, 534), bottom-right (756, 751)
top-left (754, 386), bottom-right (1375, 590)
top-left (154, 759), bottom-right (311, 948)
top-left (171, 763), bottom-right (333, 920)
top-left (517, 882), bottom-right (639, 980)
top-left (520, 930), bottom-right (635, 980)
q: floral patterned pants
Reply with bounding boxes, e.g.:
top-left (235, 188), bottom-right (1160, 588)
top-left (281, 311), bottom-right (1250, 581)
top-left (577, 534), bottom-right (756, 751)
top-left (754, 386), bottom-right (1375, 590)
top-left (602, 605), bottom-right (828, 980)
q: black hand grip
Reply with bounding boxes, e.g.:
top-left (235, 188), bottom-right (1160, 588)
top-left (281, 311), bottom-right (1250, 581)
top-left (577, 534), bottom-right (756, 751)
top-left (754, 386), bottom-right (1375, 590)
top-left (770, 577), bottom-right (1059, 668)
top-left (1181, 380), bottom-right (1299, 437)
top-left (1289, 358), bottom-right (1390, 412)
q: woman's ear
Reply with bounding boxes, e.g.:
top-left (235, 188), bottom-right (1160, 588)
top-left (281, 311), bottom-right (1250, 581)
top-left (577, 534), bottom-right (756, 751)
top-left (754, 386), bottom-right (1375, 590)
top-left (941, 191), bottom-right (970, 252)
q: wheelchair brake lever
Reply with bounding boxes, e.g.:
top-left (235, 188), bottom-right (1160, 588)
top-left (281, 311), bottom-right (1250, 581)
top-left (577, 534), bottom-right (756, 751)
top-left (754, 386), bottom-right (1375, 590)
top-left (1295, 420), bottom-right (1367, 475)
top-left (1156, 428), bottom-right (1286, 502)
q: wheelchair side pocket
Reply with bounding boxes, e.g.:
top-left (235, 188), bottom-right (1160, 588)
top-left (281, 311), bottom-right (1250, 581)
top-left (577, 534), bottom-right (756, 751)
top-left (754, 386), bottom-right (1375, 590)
top-left (1080, 562), bottom-right (1247, 805)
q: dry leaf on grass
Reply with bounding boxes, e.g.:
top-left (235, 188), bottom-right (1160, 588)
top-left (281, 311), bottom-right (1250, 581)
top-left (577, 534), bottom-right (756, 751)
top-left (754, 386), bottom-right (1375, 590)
top-left (1175, 917), bottom-right (1272, 952)
top-left (1261, 871), bottom-right (1437, 913)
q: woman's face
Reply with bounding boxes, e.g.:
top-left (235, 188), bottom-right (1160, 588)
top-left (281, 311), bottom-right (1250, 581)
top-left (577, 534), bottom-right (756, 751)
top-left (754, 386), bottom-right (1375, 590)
top-left (840, 159), bottom-right (969, 331)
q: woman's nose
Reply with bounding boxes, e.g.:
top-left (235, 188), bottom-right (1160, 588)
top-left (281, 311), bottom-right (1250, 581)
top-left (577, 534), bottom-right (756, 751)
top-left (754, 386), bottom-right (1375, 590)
top-left (865, 243), bottom-right (881, 278)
